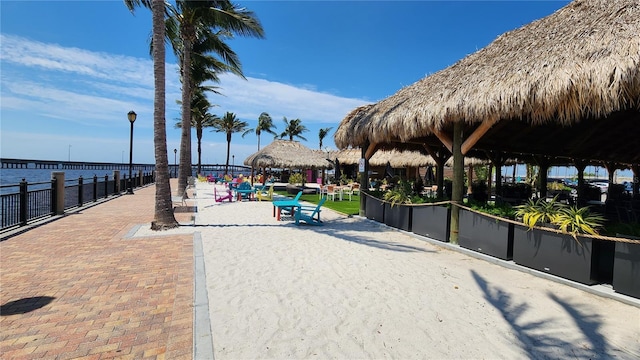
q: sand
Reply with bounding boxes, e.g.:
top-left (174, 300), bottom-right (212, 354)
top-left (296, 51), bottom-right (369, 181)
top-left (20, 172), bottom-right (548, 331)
top-left (135, 182), bottom-right (640, 359)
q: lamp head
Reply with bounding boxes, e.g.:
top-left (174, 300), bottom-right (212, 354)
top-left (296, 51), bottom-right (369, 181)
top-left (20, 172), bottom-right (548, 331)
top-left (174, 148), bottom-right (177, 154)
top-left (127, 110), bottom-right (137, 123)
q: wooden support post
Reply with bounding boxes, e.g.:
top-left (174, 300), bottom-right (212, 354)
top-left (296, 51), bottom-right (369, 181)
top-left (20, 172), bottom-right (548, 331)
top-left (360, 141), bottom-right (371, 217)
top-left (535, 156), bottom-right (550, 200)
top-left (449, 121), bottom-right (464, 245)
top-left (574, 159), bottom-right (587, 206)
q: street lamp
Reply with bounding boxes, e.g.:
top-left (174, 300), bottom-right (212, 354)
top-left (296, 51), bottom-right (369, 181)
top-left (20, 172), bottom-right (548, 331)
top-left (127, 110), bottom-right (137, 194)
top-left (174, 148), bottom-right (177, 178)
top-left (232, 154), bottom-right (235, 177)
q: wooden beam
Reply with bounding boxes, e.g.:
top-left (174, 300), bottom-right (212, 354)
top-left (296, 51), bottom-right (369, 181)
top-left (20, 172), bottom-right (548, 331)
top-left (461, 120), bottom-right (495, 155)
top-left (433, 129), bottom-right (453, 153)
top-left (364, 142), bottom-right (380, 160)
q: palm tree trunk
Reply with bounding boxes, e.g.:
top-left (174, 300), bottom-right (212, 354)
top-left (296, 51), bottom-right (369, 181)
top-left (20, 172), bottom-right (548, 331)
top-left (225, 133), bottom-right (231, 175)
top-left (151, 0), bottom-right (178, 230)
top-left (177, 38), bottom-right (193, 197)
top-left (197, 130), bottom-right (202, 175)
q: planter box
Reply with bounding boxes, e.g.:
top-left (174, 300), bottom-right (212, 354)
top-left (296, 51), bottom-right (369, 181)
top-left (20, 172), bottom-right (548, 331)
top-left (458, 209), bottom-right (514, 260)
top-left (612, 239), bottom-right (640, 299)
top-left (384, 203), bottom-right (412, 232)
top-left (513, 225), bottom-right (614, 285)
top-left (411, 205), bottom-right (450, 242)
top-left (364, 193), bottom-right (385, 223)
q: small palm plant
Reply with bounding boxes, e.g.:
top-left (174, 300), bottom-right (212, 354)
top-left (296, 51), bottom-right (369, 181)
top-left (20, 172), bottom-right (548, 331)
top-left (551, 206), bottom-right (605, 240)
top-left (383, 180), bottom-right (413, 207)
top-left (515, 196), bottom-right (564, 229)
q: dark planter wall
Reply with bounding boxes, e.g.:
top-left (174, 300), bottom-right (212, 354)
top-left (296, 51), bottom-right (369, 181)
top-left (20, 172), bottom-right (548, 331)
top-left (458, 209), bottom-right (514, 260)
top-left (512, 225), bottom-right (613, 285)
top-left (412, 205), bottom-right (450, 242)
top-left (364, 193), bottom-right (385, 223)
top-left (384, 203), bottom-right (412, 232)
top-left (613, 241), bottom-right (640, 299)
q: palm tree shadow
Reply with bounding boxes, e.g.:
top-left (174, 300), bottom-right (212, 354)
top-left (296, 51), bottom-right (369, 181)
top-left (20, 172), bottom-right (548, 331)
top-left (471, 270), bottom-right (594, 358)
top-left (548, 292), bottom-right (609, 359)
top-left (1, 296), bottom-right (55, 316)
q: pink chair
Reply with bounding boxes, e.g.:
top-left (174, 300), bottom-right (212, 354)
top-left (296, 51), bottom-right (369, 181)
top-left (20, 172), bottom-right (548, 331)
top-left (214, 187), bottom-right (233, 202)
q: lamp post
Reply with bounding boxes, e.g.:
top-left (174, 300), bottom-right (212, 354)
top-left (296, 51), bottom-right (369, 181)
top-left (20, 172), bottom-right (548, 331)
top-left (173, 148), bottom-right (177, 178)
top-left (232, 155), bottom-right (235, 177)
top-left (68, 145), bottom-right (71, 162)
top-left (127, 110), bottom-right (137, 194)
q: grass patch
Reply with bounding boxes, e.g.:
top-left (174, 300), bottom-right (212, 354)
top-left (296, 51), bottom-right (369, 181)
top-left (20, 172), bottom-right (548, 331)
top-left (274, 191), bottom-right (361, 216)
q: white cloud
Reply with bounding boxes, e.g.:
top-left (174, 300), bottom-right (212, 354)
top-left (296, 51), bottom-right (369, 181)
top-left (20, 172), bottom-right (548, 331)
top-left (0, 34), bottom-right (370, 163)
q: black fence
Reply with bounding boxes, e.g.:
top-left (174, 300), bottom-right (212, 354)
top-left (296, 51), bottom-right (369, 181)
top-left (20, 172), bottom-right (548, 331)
top-left (1, 172), bottom-right (155, 232)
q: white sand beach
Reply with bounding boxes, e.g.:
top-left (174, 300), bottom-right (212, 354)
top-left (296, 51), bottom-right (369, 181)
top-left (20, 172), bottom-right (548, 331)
top-left (136, 182), bottom-right (640, 359)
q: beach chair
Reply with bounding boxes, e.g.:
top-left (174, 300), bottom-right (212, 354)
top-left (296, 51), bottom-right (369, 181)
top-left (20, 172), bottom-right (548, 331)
top-left (256, 183), bottom-right (274, 201)
top-left (273, 191), bottom-right (303, 220)
top-left (295, 197), bottom-right (327, 226)
top-left (214, 186), bottom-right (233, 202)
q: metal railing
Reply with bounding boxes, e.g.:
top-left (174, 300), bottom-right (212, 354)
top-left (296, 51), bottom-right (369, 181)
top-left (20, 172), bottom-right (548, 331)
top-left (1, 172), bottom-right (155, 232)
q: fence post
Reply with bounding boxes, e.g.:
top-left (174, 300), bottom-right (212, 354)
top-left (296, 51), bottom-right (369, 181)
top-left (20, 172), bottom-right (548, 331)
top-left (104, 175), bottom-right (109, 198)
top-left (52, 172), bottom-right (65, 215)
top-left (19, 179), bottom-right (27, 226)
top-left (78, 176), bottom-right (84, 206)
top-left (113, 170), bottom-right (121, 193)
top-left (138, 170), bottom-right (142, 188)
top-left (51, 177), bottom-right (57, 215)
top-left (93, 175), bottom-right (98, 202)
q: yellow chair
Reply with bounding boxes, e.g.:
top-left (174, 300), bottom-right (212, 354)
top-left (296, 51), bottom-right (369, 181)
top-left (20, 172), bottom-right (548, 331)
top-left (256, 184), bottom-right (274, 201)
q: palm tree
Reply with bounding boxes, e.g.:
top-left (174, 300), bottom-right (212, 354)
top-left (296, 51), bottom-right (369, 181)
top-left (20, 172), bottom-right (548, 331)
top-left (124, 0), bottom-right (179, 230)
top-left (254, 112), bottom-right (277, 151)
top-left (175, 86), bottom-right (220, 174)
top-left (280, 117), bottom-right (308, 141)
top-left (166, 0), bottom-right (264, 197)
top-left (211, 112), bottom-right (251, 175)
top-left (318, 127), bottom-right (333, 149)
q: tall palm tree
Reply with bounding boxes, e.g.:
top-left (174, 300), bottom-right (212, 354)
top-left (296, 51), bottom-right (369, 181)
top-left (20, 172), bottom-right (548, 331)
top-left (211, 112), bottom-right (251, 175)
top-left (280, 117), bottom-right (308, 141)
top-left (166, 0), bottom-right (264, 196)
top-left (318, 127), bottom-right (333, 149)
top-left (124, 0), bottom-right (179, 230)
top-left (254, 112), bottom-right (277, 151)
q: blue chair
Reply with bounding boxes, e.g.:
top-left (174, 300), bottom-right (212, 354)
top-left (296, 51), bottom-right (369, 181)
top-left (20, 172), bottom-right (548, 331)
top-left (295, 197), bottom-right (326, 226)
top-left (272, 191), bottom-right (303, 220)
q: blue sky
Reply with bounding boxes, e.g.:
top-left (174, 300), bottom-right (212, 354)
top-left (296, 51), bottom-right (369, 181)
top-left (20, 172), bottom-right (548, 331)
top-left (1, 0), bottom-right (572, 165)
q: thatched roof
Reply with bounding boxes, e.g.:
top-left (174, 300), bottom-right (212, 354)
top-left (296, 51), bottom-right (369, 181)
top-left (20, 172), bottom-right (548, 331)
top-left (244, 140), bottom-right (331, 169)
top-left (332, 148), bottom-right (488, 168)
top-left (335, 0), bottom-right (640, 166)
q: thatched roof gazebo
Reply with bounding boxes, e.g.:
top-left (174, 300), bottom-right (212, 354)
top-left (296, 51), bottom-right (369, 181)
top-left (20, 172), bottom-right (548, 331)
top-left (244, 139), bottom-right (331, 169)
top-left (335, 0), bottom-right (640, 242)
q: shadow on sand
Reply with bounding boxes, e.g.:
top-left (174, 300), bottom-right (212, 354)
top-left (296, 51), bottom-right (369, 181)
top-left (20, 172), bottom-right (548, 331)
top-left (471, 270), bottom-right (610, 359)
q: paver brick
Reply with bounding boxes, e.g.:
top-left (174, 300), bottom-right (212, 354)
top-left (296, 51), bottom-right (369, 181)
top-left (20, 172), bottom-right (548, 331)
top-left (0, 182), bottom-right (195, 359)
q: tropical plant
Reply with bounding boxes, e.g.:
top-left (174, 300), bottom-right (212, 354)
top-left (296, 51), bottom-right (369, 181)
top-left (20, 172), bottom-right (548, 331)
top-left (318, 127), bottom-right (332, 149)
top-left (383, 180), bottom-right (413, 207)
top-left (211, 112), bottom-right (250, 175)
top-left (515, 196), bottom-right (564, 229)
top-left (280, 117), bottom-right (308, 141)
top-left (124, 0), bottom-right (179, 230)
top-left (551, 206), bottom-right (605, 239)
top-left (288, 172), bottom-right (304, 185)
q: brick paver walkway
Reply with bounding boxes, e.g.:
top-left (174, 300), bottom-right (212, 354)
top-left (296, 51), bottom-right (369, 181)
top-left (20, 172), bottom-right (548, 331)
top-left (1, 182), bottom-right (195, 359)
